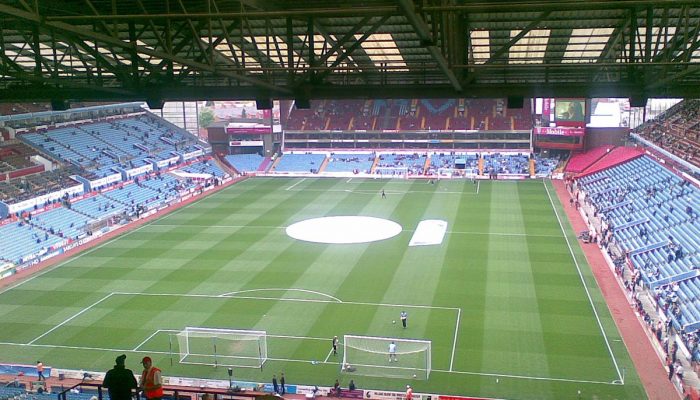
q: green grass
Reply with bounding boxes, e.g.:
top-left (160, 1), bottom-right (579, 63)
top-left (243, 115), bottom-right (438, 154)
top-left (0, 178), bottom-right (646, 399)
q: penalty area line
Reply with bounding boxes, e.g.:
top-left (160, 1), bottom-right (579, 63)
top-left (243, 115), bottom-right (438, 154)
top-left (133, 330), bottom-right (165, 352)
top-left (323, 347), bottom-right (334, 363)
top-left (449, 308), bottom-right (461, 372)
top-left (28, 293), bottom-right (114, 345)
top-left (285, 178), bottom-right (306, 191)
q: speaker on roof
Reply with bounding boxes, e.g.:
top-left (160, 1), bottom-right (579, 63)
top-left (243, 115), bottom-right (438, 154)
top-left (146, 97), bottom-right (164, 109)
top-left (506, 96), bottom-right (524, 109)
top-left (295, 98), bottom-right (311, 109)
top-left (256, 98), bottom-right (273, 110)
top-left (50, 99), bottom-right (69, 111)
top-left (629, 96), bottom-right (647, 108)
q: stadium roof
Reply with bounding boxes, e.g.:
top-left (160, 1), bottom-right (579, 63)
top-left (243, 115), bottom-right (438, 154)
top-left (0, 0), bottom-right (699, 103)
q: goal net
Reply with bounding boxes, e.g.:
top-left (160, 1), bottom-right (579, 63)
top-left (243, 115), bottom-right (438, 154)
top-left (175, 327), bottom-right (267, 368)
top-left (342, 335), bottom-right (431, 380)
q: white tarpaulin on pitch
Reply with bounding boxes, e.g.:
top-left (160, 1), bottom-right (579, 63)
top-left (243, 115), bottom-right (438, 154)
top-left (409, 220), bottom-right (448, 246)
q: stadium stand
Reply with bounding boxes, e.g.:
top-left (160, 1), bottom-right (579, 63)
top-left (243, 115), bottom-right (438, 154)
top-left (0, 168), bottom-right (82, 203)
top-left (577, 156), bottom-right (700, 337)
top-left (482, 153), bottom-right (530, 175)
top-left (273, 153), bottom-right (326, 173)
top-left (424, 153), bottom-right (479, 176)
top-left (374, 153), bottom-right (426, 175)
top-left (0, 221), bottom-right (64, 264)
top-left (180, 159), bottom-right (226, 177)
top-left (19, 115), bottom-right (201, 179)
top-left (577, 147), bottom-right (644, 177)
top-left (324, 153), bottom-right (374, 173)
top-left (565, 146), bottom-right (615, 173)
top-left (30, 207), bottom-right (92, 240)
top-left (0, 142), bottom-right (39, 172)
top-left (634, 99), bottom-right (700, 167)
top-left (286, 99), bottom-right (532, 132)
top-left (70, 194), bottom-right (129, 219)
top-left (534, 155), bottom-right (559, 176)
top-left (224, 154), bottom-right (264, 172)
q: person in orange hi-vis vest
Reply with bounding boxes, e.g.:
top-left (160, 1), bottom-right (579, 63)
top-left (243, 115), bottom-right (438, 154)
top-left (405, 385), bottom-right (413, 400)
top-left (139, 357), bottom-right (163, 400)
top-left (36, 361), bottom-right (45, 381)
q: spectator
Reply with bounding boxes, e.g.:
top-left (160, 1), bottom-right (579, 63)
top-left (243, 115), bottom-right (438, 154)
top-left (103, 354), bottom-right (138, 400)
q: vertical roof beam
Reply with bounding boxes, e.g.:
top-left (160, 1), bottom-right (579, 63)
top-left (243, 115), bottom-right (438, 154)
top-left (397, 0), bottom-right (462, 91)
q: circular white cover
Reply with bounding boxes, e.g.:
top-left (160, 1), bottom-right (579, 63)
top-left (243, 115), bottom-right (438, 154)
top-left (286, 216), bottom-right (402, 244)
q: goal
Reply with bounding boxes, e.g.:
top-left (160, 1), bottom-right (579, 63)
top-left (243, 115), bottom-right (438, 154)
top-left (342, 335), bottom-right (431, 380)
top-left (175, 327), bottom-right (267, 368)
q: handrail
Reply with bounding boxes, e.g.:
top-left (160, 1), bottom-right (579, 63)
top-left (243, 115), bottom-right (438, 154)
top-left (56, 382), bottom-right (268, 400)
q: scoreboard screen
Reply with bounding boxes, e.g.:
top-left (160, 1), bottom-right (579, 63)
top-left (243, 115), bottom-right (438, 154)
top-left (554, 99), bottom-right (586, 127)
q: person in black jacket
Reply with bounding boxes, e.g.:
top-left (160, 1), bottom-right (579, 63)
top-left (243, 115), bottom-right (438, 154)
top-left (103, 354), bottom-right (138, 400)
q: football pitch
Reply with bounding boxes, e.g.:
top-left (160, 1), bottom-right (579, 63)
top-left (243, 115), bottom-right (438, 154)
top-left (0, 178), bottom-right (646, 399)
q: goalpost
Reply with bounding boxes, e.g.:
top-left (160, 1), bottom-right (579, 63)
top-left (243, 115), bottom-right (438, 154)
top-left (342, 335), bottom-right (431, 380)
top-left (175, 327), bottom-right (267, 369)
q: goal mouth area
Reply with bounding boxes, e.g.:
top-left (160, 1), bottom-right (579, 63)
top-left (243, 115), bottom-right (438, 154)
top-left (178, 353), bottom-right (265, 369)
top-left (342, 335), bottom-right (431, 380)
top-left (341, 363), bottom-right (430, 380)
top-left (176, 327), bottom-right (267, 369)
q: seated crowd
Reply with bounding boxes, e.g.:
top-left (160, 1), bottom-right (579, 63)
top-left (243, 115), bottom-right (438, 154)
top-left (574, 155), bottom-right (700, 385)
top-left (634, 99), bottom-right (700, 167)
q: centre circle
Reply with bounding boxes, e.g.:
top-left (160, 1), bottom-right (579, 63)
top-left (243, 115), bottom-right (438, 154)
top-left (286, 216), bottom-right (402, 244)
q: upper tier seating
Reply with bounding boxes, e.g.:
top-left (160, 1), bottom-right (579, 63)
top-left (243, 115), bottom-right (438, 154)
top-left (0, 142), bottom-right (38, 172)
top-left (0, 168), bottom-right (81, 203)
top-left (225, 154), bottom-right (264, 172)
top-left (274, 153), bottom-right (326, 173)
top-left (286, 99), bottom-right (532, 132)
top-left (20, 115), bottom-right (200, 179)
top-left (634, 99), bottom-right (700, 167)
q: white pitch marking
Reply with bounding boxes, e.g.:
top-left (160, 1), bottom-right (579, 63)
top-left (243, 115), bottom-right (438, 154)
top-left (0, 340), bottom-right (617, 385)
top-left (476, 180), bottom-right (480, 194)
top-left (114, 291), bottom-right (459, 311)
top-left (447, 230), bottom-right (561, 238)
top-left (449, 308), bottom-right (461, 372)
top-left (543, 179), bottom-right (623, 384)
top-left (346, 178), bottom-right (352, 183)
top-left (219, 288), bottom-right (342, 303)
top-left (323, 347), bottom-right (334, 363)
top-left (28, 293), bottom-right (114, 345)
top-left (431, 368), bottom-right (620, 386)
top-left (285, 178), bottom-right (306, 191)
top-left (286, 188), bottom-right (473, 195)
top-left (0, 180), bottom-right (232, 297)
top-left (0, 223), bottom-right (154, 296)
top-left (133, 329), bottom-right (163, 351)
top-left (148, 224), bottom-right (561, 239)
